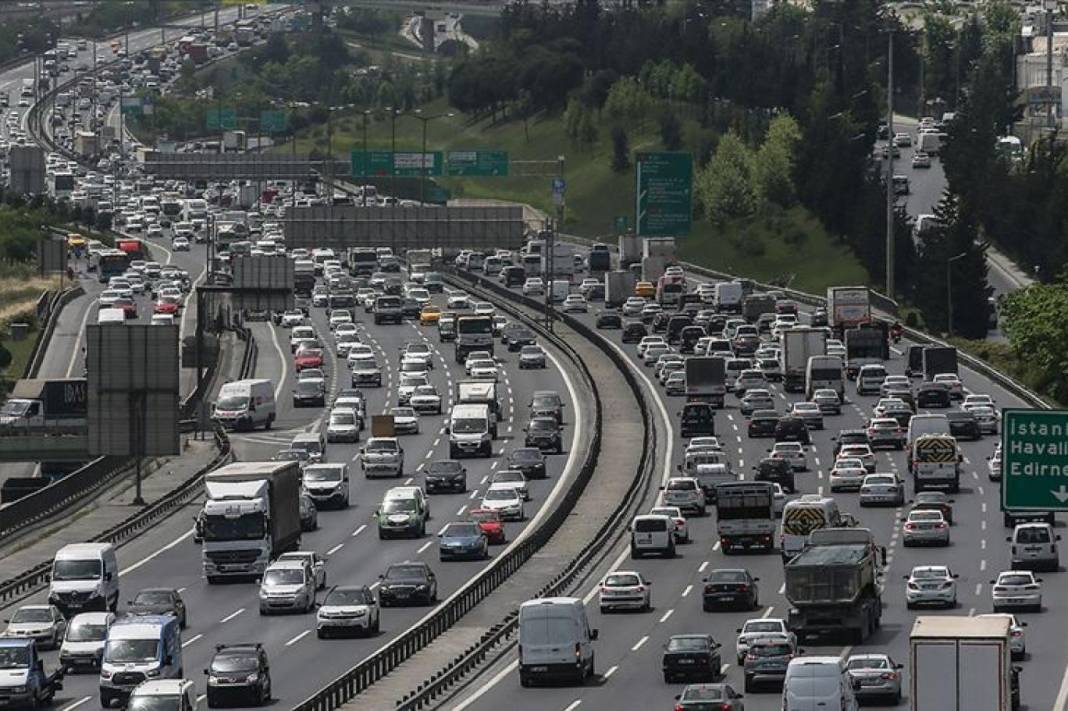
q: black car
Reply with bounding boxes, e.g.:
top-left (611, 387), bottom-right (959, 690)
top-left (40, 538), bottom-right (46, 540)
top-left (652, 311), bottom-right (672, 333)
top-left (401, 297), bottom-right (422, 318)
top-left (905, 345), bottom-right (925, 378)
top-left (754, 457), bottom-right (795, 493)
top-left (525, 416), bottom-right (563, 453)
top-left (916, 382), bottom-right (951, 408)
top-left (701, 568), bottom-right (760, 611)
top-left (810, 307), bottom-right (828, 327)
top-left (946, 411), bottom-right (981, 440)
top-left (774, 416), bottom-right (810, 445)
top-left (378, 562), bottom-right (438, 607)
top-left (621, 321), bottom-right (648, 343)
top-left (502, 266), bottom-right (526, 287)
top-left (205, 644), bottom-right (271, 708)
top-left (508, 447), bottom-right (547, 479)
top-left (127, 588), bottom-right (187, 628)
top-left (662, 634), bottom-right (723, 683)
top-left (666, 316), bottom-right (693, 344)
top-left (596, 311), bottom-right (623, 329)
top-left (679, 326), bottom-right (706, 354)
top-left (505, 327), bottom-right (537, 351)
top-left (424, 460), bottom-right (467, 493)
top-left (833, 429), bottom-right (871, 458)
top-left (680, 402), bottom-right (716, 438)
top-left (747, 410), bottom-right (780, 438)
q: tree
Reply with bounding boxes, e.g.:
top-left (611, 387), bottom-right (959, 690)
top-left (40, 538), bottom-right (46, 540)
top-left (696, 131), bottom-right (757, 224)
top-left (754, 113), bottom-right (800, 207)
top-left (659, 109), bottom-right (682, 150)
top-left (95, 212), bottom-right (112, 232)
top-left (578, 109), bottom-right (598, 149)
top-left (1001, 278), bottom-right (1068, 402)
top-left (261, 33), bottom-right (290, 65)
top-left (611, 126), bottom-right (630, 172)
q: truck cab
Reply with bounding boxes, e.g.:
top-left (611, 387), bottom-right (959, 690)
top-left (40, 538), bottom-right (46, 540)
top-left (0, 639), bottom-right (63, 708)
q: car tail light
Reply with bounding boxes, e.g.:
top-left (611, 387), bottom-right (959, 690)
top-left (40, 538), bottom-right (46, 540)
top-left (904, 523), bottom-right (914, 530)
top-left (674, 705), bottom-right (685, 711)
top-left (736, 584), bottom-right (748, 592)
top-left (936, 522), bottom-right (947, 529)
top-left (518, 644), bottom-right (523, 662)
top-left (881, 671), bottom-right (898, 680)
top-left (575, 642), bottom-right (582, 660)
top-left (1012, 629), bottom-right (1023, 637)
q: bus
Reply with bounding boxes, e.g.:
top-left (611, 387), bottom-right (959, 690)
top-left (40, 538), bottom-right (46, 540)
top-left (656, 273), bottom-right (685, 308)
top-left (96, 250), bottom-right (129, 283)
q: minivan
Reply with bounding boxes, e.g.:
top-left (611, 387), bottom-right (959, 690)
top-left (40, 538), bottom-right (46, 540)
top-left (1010, 522), bottom-right (1060, 572)
top-left (99, 615), bottom-right (183, 706)
top-left (630, 514), bottom-right (676, 558)
top-left (517, 598), bottom-right (598, 686)
top-left (447, 403), bottom-right (494, 458)
top-left (212, 379), bottom-right (275, 430)
top-left (59, 611), bottom-right (116, 671)
top-left (856, 364), bottom-right (888, 396)
top-left (782, 656), bottom-right (858, 711)
top-left (49, 543), bottom-right (120, 616)
top-left (290, 432), bottom-right (325, 463)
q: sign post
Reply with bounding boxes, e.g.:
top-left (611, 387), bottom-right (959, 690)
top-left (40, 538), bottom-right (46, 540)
top-left (1001, 409), bottom-right (1068, 511)
top-left (635, 151), bottom-right (693, 237)
top-left (446, 150), bottom-right (509, 176)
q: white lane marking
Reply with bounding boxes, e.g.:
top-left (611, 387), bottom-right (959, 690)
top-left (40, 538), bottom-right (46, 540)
top-left (351, 524), bottom-right (367, 538)
top-left (563, 702), bottom-right (582, 711)
top-left (762, 606), bottom-right (775, 618)
top-left (631, 635), bottom-right (649, 651)
top-left (181, 633), bottom-right (203, 648)
top-left (417, 540), bottom-right (433, 554)
top-left (698, 561), bottom-right (709, 573)
top-left (456, 505), bottom-right (467, 516)
top-left (712, 541), bottom-right (721, 551)
top-left (285, 630), bottom-right (311, 646)
top-left (121, 529), bottom-right (194, 576)
top-left (469, 489), bottom-right (479, 499)
top-left (66, 296), bottom-right (95, 377)
top-left (681, 584), bottom-right (693, 598)
top-left (778, 583), bottom-right (786, 595)
top-left (268, 321), bottom-right (288, 401)
top-left (62, 697), bottom-right (92, 711)
top-left (659, 609), bottom-right (674, 623)
top-left (327, 543), bottom-right (344, 555)
top-left (604, 665), bottom-right (619, 679)
top-left (176, 587), bottom-right (186, 593)
top-left (454, 660), bottom-right (519, 710)
top-left (438, 524), bottom-right (450, 536)
top-left (220, 608), bottom-right (244, 623)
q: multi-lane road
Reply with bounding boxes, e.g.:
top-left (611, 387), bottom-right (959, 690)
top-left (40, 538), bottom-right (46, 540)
top-left (450, 264), bottom-right (1067, 711)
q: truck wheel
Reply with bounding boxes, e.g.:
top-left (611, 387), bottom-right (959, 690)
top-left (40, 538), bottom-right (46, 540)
top-left (264, 415), bottom-right (273, 431)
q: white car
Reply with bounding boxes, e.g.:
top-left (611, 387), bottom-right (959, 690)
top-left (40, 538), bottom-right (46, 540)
top-left (408, 385), bottom-right (443, 415)
top-left (735, 618), bottom-right (795, 664)
top-left (522, 278), bottom-right (545, 296)
top-left (642, 343), bottom-right (671, 366)
top-left (829, 459), bottom-right (867, 492)
top-left (490, 469), bottom-right (530, 501)
top-left (326, 407), bottom-right (360, 443)
top-left (988, 443), bottom-right (1003, 481)
top-left (649, 505), bottom-right (689, 542)
top-left (826, 340), bottom-right (846, 358)
top-left (280, 310), bottom-right (305, 328)
top-left (734, 369), bottom-right (767, 395)
top-left (473, 301), bottom-right (495, 316)
top-left (976, 613), bottom-right (1026, 659)
top-left (598, 570), bottom-right (652, 613)
top-left (771, 442), bottom-right (808, 471)
top-left (880, 375), bottom-right (910, 397)
top-left (968, 405), bottom-right (999, 434)
top-left (562, 294), bottom-right (588, 313)
top-left (837, 443), bottom-right (876, 472)
top-left (912, 151), bottom-right (931, 168)
top-left (860, 473), bottom-right (906, 507)
top-left (769, 483), bottom-right (786, 516)
top-left (401, 343), bottom-right (434, 369)
top-left (399, 357), bottom-right (430, 379)
top-left (466, 357), bottom-right (498, 380)
top-left (480, 484), bottom-right (525, 521)
top-left (636, 336), bottom-right (667, 359)
top-left (622, 297), bottom-right (646, 317)
top-left (660, 476), bottom-right (706, 516)
top-left (329, 310), bottom-right (353, 330)
top-left (905, 565), bottom-right (958, 609)
top-left (789, 401), bottom-right (824, 430)
top-left (389, 407), bottom-right (420, 435)
top-left (316, 585), bottom-right (379, 638)
top-left (963, 393), bottom-right (994, 409)
top-left (932, 373), bottom-right (964, 399)
top-left (171, 236), bottom-right (190, 251)
top-left (901, 509), bottom-right (949, 545)
top-left (3, 605), bottom-right (66, 649)
top-left (446, 293), bottom-right (470, 310)
top-left (991, 570), bottom-right (1042, 612)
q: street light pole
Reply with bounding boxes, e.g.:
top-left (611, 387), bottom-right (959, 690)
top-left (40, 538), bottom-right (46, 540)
top-left (885, 30), bottom-right (896, 300)
top-left (361, 110), bottom-right (370, 205)
top-left (412, 110), bottom-right (454, 205)
top-left (388, 107), bottom-right (398, 199)
top-left (947, 251), bottom-right (967, 337)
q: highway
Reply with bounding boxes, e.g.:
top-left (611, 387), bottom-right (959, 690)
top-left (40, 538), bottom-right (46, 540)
top-left (0, 270), bottom-right (589, 709)
top-left (451, 265), bottom-right (1067, 711)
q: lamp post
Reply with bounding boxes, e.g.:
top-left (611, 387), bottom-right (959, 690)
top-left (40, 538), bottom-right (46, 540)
top-left (946, 251), bottom-right (967, 337)
top-left (360, 110), bottom-right (371, 205)
top-left (385, 107), bottom-right (401, 199)
top-left (412, 109), bottom-right (453, 204)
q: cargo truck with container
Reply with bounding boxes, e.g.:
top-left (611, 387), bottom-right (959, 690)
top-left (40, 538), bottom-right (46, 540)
top-left (779, 327), bottom-right (828, 393)
top-left (293, 259), bottom-right (316, 296)
top-left (541, 245), bottom-right (576, 280)
top-left (618, 234), bottom-right (641, 268)
top-left (910, 616), bottom-right (1016, 711)
top-left (826, 286), bottom-right (872, 337)
top-left (198, 462), bottom-right (302, 583)
top-left (923, 346), bottom-right (958, 379)
top-left (742, 293), bottom-right (776, 323)
top-left (844, 324), bottom-right (890, 379)
top-left (714, 282), bottom-right (744, 314)
top-left (684, 356), bottom-right (727, 407)
top-left (0, 378), bottom-right (88, 431)
top-left (641, 256), bottom-right (668, 283)
top-left (604, 270), bottom-right (636, 307)
top-left (715, 481), bottom-right (776, 553)
top-left (455, 314), bottom-right (494, 362)
top-left (784, 528), bottom-right (884, 643)
top-left (587, 243), bottom-right (611, 272)
top-left (456, 380), bottom-right (501, 422)
top-left (348, 247), bottom-right (379, 277)
top-left (642, 236), bottom-right (676, 260)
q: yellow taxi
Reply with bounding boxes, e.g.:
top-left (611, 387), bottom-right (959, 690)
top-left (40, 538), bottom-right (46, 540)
top-left (634, 281), bottom-right (655, 298)
top-left (66, 233), bottom-right (87, 250)
top-left (420, 305), bottom-right (442, 325)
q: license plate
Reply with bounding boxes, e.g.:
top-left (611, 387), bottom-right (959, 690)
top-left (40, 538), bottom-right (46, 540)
top-left (530, 666), bottom-right (548, 673)
top-left (677, 659), bottom-right (695, 665)
top-left (862, 678), bottom-right (881, 686)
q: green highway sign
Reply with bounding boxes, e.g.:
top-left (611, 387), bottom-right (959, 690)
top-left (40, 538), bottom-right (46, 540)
top-left (259, 110), bottom-right (288, 133)
top-left (635, 151), bottom-right (693, 237)
top-left (120, 96), bottom-right (142, 117)
top-left (351, 150), bottom-right (443, 178)
top-left (206, 108), bottom-right (237, 131)
top-left (1001, 409), bottom-right (1068, 511)
top-left (446, 150), bottom-right (509, 176)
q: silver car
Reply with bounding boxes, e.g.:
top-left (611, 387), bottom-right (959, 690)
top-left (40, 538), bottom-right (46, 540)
top-left (976, 613), bottom-right (1027, 659)
top-left (258, 561), bottom-right (315, 614)
top-left (811, 388), bottom-right (842, 414)
top-left (789, 402), bottom-right (824, 430)
top-left (902, 510), bottom-right (950, 546)
top-left (4, 605), bottom-right (66, 649)
top-left (598, 570), bottom-right (652, 613)
top-left (845, 654), bottom-right (902, 704)
top-left (904, 565), bottom-right (958, 608)
top-left (991, 570), bottom-right (1042, 612)
top-left (859, 473), bottom-right (905, 507)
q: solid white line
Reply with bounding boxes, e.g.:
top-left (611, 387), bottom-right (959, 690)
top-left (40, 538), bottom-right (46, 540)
top-left (181, 633), bottom-right (203, 648)
top-left (268, 322), bottom-right (288, 401)
top-left (659, 609), bottom-right (674, 623)
top-left (219, 608), bottom-right (244, 623)
top-left (284, 629), bottom-right (310, 646)
top-left (327, 543), bottom-right (344, 555)
top-left (120, 528), bottom-right (194, 576)
top-left (61, 696), bottom-right (92, 711)
top-left (417, 540), bottom-right (433, 554)
top-left (631, 635), bottom-right (649, 651)
top-left (66, 296), bottom-right (95, 377)
top-left (352, 524), bottom-right (367, 538)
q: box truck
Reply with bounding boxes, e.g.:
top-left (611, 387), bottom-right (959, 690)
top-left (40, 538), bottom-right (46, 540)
top-left (910, 615), bottom-right (1014, 711)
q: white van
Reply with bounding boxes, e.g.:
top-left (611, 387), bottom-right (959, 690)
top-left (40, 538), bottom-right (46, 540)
top-left (806, 355), bottom-right (844, 399)
top-left (59, 611), bottom-right (116, 671)
top-left (856, 364), bottom-right (888, 396)
top-left (782, 656), bottom-right (858, 711)
top-left (630, 514), bottom-right (676, 558)
top-left (100, 615), bottom-right (183, 706)
top-left (97, 308), bottom-right (126, 325)
top-left (290, 432), bottom-right (325, 463)
top-left (447, 403), bottom-right (494, 458)
top-left (550, 280), bottom-right (570, 303)
top-left (714, 282), bottom-right (743, 313)
top-left (212, 379), bottom-right (276, 431)
top-left (49, 543), bottom-right (120, 616)
top-left (517, 598), bottom-right (598, 686)
top-left (907, 414), bottom-right (950, 447)
top-left (127, 680), bottom-right (197, 711)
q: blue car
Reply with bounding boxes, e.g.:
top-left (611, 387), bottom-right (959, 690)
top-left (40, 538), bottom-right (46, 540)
top-left (438, 522), bottom-right (489, 561)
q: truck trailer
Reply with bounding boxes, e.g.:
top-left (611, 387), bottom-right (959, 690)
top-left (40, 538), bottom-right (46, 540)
top-left (910, 615), bottom-right (1015, 711)
top-left (779, 327), bottom-right (827, 393)
top-left (684, 356), bottom-right (727, 407)
top-left (0, 378), bottom-right (88, 430)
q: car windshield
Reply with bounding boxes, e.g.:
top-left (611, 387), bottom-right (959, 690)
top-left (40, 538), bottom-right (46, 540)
top-left (605, 573), bottom-right (641, 587)
top-left (999, 574), bottom-right (1033, 586)
top-left (667, 637), bottom-right (710, 652)
top-left (386, 565), bottom-right (427, 582)
top-left (511, 449), bottom-right (541, 462)
top-left (391, 408), bottom-right (416, 418)
top-left (216, 395), bottom-right (248, 409)
top-left (66, 619), bottom-right (109, 641)
top-left (353, 358), bottom-right (378, 370)
top-left (264, 569), bottom-right (304, 585)
top-left (521, 346), bottom-right (542, 355)
top-left (909, 511), bottom-right (940, 521)
top-left (744, 621), bottom-right (783, 634)
top-left (133, 591), bottom-right (172, 605)
top-left (751, 642), bottom-right (793, 656)
top-left (11, 608), bottom-right (51, 623)
top-left (366, 440), bottom-right (398, 453)
top-left (52, 559), bottom-right (101, 581)
top-left (530, 419), bottom-right (556, 432)
top-left (1016, 527), bottom-right (1051, 544)
top-left (127, 697), bottom-right (180, 711)
top-left (453, 417), bottom-right (486, 434)
top-left (869, 477), bottom-right (896, 486)
top-left (211, 653), bottom-right (258, 673)
top-left (382, 498), bottom-right (417, 513)
top-left (330, 412), bottom-right (356, 426)
top-left (708, 570), bottom-right (747, 583)
top-left (304, 467), bottom-right (341, 482)
top-left (324, 589), bottom-right (372, 606)
top-left (847, 657), bottom-right (890, 670)
top-left (912, 568), bottom-right (949, 580)
top-left (680, 687), bottom-right (724, 701)
top-left (484, 489), bottom-right (516, 501)
top-left (443, 523), bottom-right (481, 537)
top-left (104, 639), bottom-right (159, 663)
top-left (0, 646), bottom-right (29, 668)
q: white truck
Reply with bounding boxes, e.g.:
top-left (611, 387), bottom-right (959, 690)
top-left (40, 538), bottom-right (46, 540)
top-left (541, 245), bottom-right (576, 279)
top-left (604, 270), bottom-right (636, 308)
top-left (910, 615), bottom-right (1014, 711)
top-left (197, 462), bottom-right (302, 583)
top-left (0, 378), bottom-right (88, 431)
top-left (642, 236), bottom-right (676, 260)
top-left (826, 286), bottom-right (872, 337)
top-left (714, 481), bottom-right (776, 553)
top-left (684, 356), bottom-right (726, 407)
top-left (641, 256), bottom-right (667, 282)
top-left (713, 282), bottom-right (743, 314)
top-left (779, 327), bottom-right (827, 393)
top-left (618, 234), bottom-right (641, 268)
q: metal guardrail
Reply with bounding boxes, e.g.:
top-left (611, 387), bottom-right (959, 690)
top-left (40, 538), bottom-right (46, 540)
top-left (292, 272), bottom-right (606, 711)
top-left (0, 424), bottom-right (232, 609)
top-left (392, 270), bottom-right (660, 710)
top-left (24, 286), bottom-right (84, 379)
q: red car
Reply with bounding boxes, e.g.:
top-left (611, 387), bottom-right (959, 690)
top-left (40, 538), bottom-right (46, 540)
top-left (154, 297), bottom-right (180, 315)
top-left (294, 347), bottom-right (324, 372)
top-left (468, 508), bottom-right (506, 544)
top-left (114, 297), bottom-right (138, 318)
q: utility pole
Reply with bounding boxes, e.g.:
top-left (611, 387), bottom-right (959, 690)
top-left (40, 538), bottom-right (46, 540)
top-left (556, 155), bottom-right (566, 227)
top-left (947, 252), bottom-right (967, 337)
top-left (1047, 3), bottom-right (1056, 128)
top-left (544, 224), bottom-right (555, 332)
top-left (885, 31), bottom-right (895, 300)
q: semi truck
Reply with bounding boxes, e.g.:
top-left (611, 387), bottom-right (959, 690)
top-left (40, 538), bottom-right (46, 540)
top-left (714, 481), bottom-right (776, 553)
top-left (604, 270), bottom-right (636, 308)
top-left (588, 243), bottom-right (611, 272)
top-left (541, 244), bottom-right (576, 280)
top-left (0, 639), bottom-right (63, 707)
top-left (0, 378), bottom-right (88, 430)
top-left (642, 236), bottom-right (676, 261)
top-left (910, 616), bottom-right (1015, 711)
top-left (618, 234), bottom-right (641, 268)
top-left (779, 327), bottom-right (827, 393)
top-left (844, 324), bottom-right (889, 379)
top-left (923, 346), bottom-right (959, 380)
top-left (826, 286), bottom-right (872, 336)
top-left (785, 527), bottom-right (884, 643)
top-left (198, 462), bottom-right (302, 583)
top-left (684, 356), bottom-right (727, 407)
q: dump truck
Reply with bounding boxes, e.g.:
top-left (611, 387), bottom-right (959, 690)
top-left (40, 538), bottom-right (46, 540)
top-left (844, 324), bottom-right (889, 379)
top-left (910, 616), bottom-right (1015, 711)
top-left (0, 378), bottom-right (88, 430)
top-left (685, 356), bottom-right (726, 408)
top-left (784, 527), bottom-right (884, 643)
top-left (779, 327), bottom-right (827, 393)
top-left (199, 462), bottom-right (302, 583)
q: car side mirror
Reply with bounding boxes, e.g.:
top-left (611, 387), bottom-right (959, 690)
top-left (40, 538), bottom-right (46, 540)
top-left (203, 669), bottom-right (209, 675)
top-left (164, 655), bottom-right (173, 666)
top-left (989, 579), bottom-right (996, 584)
top-left (1006, 537), bottom-right (1012, 542)
top-left (1021, 621), bottom-right (1029, 627)
top-left (952, 573), bottom-right (959, 578)
top-left (105, 572), bottom-right (113, 581)
top-left (1057, 535), bottom-right (1062, 541)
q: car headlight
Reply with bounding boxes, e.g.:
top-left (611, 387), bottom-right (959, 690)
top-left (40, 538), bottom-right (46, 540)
top-left (100, 670), bottom-right (113, 680)
top-left (246, 673), bottom-right (259, 683)
top-left (416, 584), bottom-right (429, 591)
top-left (208, 675), bottom-right (220, 685)
top-left (145, 669), bottom-right (161, 678)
